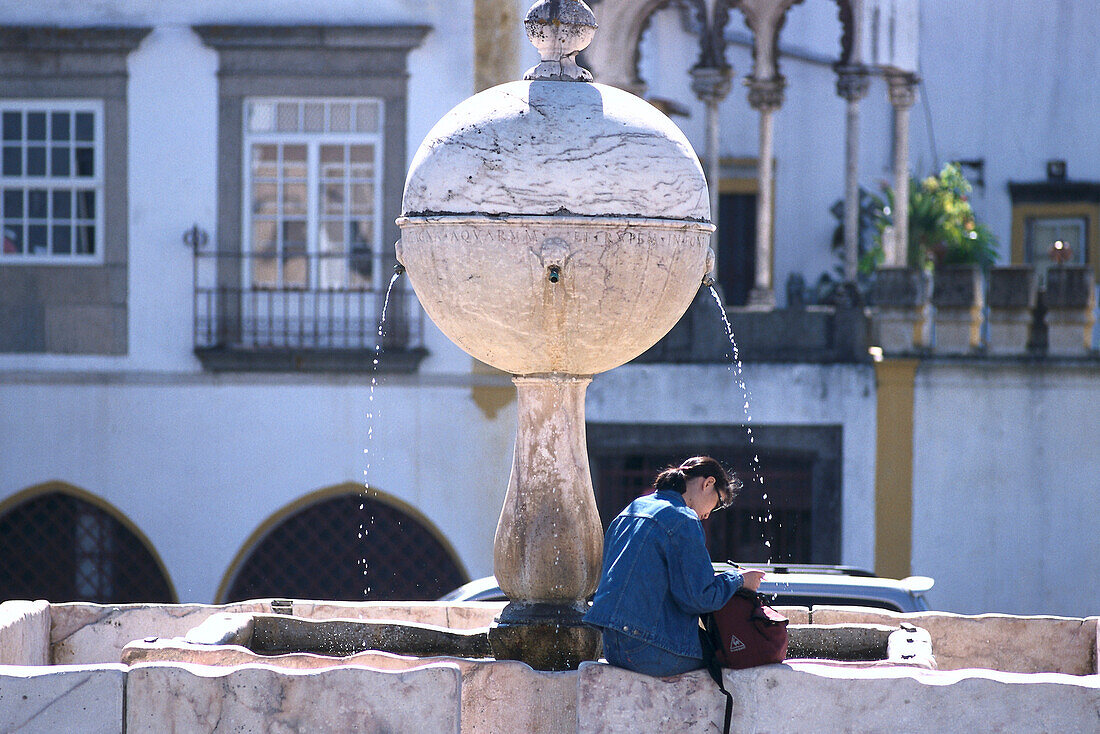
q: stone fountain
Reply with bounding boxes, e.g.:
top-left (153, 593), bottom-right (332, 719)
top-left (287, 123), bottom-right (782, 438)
top-left (396, 0), bottom-right (714, 670)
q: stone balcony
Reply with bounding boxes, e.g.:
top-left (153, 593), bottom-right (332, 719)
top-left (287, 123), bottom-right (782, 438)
top-left (637, 290), bottom-right (872, 365)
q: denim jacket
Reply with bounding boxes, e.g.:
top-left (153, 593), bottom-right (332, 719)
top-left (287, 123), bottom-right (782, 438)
top-left (583, 490), bottom-right (743, 658)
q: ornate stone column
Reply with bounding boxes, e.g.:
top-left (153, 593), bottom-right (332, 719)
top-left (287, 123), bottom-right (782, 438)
top-left (690, 65), bottom-right (733, 266)
top-left (489, 375), bottom-right (603, 670)
top-left (886, 71), bottom-right (919, 266)
top-left (746, 76), bottom-right (784, 308)
top-left (836, 65), bottom-right (870, 284)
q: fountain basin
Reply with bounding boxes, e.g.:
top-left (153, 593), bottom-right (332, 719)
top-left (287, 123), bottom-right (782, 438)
top-left (2, 600), bottom-right (1098, 733)
top-left (396, 216), bottom-right (712, 375)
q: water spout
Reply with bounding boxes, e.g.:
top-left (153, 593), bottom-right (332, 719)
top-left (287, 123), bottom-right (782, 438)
top-left (548, 265), bottom-right (561, 283)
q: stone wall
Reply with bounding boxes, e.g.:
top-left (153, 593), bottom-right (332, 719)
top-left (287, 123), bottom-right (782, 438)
top-left (0, 664), bottom-right (127, 733)
top-left (576, 661), bottom-right (1100, 734)
top-left (812, 607), bottom-right (1100, 675)
top-left (126, 662), bottom-right (462, 733)
top-left (0, 600), bottom-right (50, 666)
top-left (2, 600), bottom-right (1097, 733)
top-left (49, 600), bottom-right (504, 665)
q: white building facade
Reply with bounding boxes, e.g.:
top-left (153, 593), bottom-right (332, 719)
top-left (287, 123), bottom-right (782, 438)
top-left (1, 1), bottom-right (1097, 616)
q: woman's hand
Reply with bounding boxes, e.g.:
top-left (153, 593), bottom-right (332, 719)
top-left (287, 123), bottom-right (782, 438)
top-left (739, 569), bottom-right (766, 591)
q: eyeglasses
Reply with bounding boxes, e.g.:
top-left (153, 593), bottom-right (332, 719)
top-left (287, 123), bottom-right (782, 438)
top-left (714, 483), bottom-right (734, 511)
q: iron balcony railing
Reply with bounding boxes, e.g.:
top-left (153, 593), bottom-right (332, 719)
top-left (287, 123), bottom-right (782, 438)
top-left (193, 249), bottom-right (424, 363)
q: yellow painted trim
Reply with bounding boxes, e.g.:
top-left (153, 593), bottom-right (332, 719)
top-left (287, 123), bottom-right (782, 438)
top-left (215, 481), bottom-right (471, 604)
top-left (0, 480), bottom-right (179, 603)
top-left (873, 359), bottom-right (918, 580)
top-left (1010, 201), bottom-right (1100, 280)
top-left (471, 357), bottom-right (516, 419)
top-left (473, 0), bottom-right (519, 92)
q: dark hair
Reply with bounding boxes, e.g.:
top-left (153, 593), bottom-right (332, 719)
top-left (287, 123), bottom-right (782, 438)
top-left (653, 456), bottom-right (741, 510)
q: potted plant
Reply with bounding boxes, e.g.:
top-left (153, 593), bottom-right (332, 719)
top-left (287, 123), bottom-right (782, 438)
top-left (865, 164), bottom-right (998, 352)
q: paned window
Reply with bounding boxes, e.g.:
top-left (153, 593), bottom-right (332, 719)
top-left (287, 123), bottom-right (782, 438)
top-left (0, 101), bottom-right (103, 262)
top-left (243, 98), bottom-right (383, 291)
top-left (1025, 216), bottom-right (1088, 285)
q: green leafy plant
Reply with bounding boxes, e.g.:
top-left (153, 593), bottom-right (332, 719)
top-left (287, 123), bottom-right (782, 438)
top-left (868, 162), bottom-right (998, 271)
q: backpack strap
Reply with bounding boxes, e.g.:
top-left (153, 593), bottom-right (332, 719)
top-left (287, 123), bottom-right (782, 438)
top-left (698, 614), bottom-right (733, 734)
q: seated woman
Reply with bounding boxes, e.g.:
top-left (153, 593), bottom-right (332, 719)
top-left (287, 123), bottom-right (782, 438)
top-left (583, 456), bottom-right (765, 676)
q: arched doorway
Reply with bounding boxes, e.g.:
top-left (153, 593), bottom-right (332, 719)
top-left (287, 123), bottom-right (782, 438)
top-left (0, 485), bottom-right (176, 604)
top-left (222, 488), bottom-right (468, 603)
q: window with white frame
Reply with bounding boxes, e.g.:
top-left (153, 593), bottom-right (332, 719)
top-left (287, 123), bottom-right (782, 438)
top-left (1, 101), bottom-right (103, 262)
top-left (243, 98), bottom-right (383, 291)
top-left (1026, 216), bottom-right (1088, 285)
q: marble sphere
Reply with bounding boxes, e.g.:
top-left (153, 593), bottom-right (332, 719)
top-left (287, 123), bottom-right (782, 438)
top-left (397, 74), bottom-right (713, 376)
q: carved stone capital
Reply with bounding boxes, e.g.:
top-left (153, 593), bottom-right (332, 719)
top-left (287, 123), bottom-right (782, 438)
top-left (746, 75), bottom-right (786, 112)
top-left (835, 64), bottom-right (871, 102)
top-left (689, 64), bottom-right (733, 104)
top-left (886, 71), bottom-right (920, 110)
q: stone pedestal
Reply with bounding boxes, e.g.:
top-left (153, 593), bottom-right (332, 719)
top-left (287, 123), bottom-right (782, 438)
top-left (986, 266), bottom-right (1037, 356)
top-left (869, 267), bottom-right (932, 354)
top-left (489, 376), bottom-right (603, 670)
top-left (932, 265), bottom-right (984, 354)
top-left (1044, 266), bottom-right (1097, 356)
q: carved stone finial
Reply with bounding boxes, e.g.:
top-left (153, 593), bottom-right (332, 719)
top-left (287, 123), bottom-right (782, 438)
top-left (523, 0), bottom-right (597, 82)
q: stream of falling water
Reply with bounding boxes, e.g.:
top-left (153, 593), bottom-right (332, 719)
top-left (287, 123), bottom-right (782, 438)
top-left (706, 286), bottom-right (779, 568)
top-left (360, 270), bottom-right (403, 597)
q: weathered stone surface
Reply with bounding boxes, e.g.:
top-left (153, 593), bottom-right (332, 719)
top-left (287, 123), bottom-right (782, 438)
top-left (870, 267), bottom-right (932, 307)
top-left (775, 607), bottom-right (809, 625)
top-left (397, 219), bottom-right (711, 376)
top-left (576, 662), bottom-right (741, 733)
top-left (870, 269), bottom-right (933, 352)
top-left (49, 602), bottom-right (266, 665)
top-left (871, 304), bottom-right (933, 353)
top-left (183, 613), bottom-right (254, 646)
top-left (1045, 266), bottom-right (1096, 309)
top-left (988, 266), bottom-right (1038, 309)
top-left (812, 608), bottom-right (1099, 675)
top-left (1044, 267), bottom-right (1098, 355)
top-left (0, 664), bottom-right (125, 734)
top-left (932, 266), bottom-right (984, 353)
top-left (52, 601), bottom-right (507, 665)
top-left (125, 662), bottom-right (462, 733)
top-left (0, 600), bottom-right (50, 666)
top-left (402, 81), bottom-right (709, 220)
top-left (786, 623), bottom-right (894, 661)
top-left (987, 267), bottom-right (1038, 355)
top-left (460, 658), bottom-right (577, 734)
top-left (257, 600), bottom-right (505, 629)
top-left (248, 614), bottom-right (492, 657)
top-left (120, 643), bottom-right (576, 734)
top-left (488, 376), bottom-right (603, 670)
top-left (748, 663), bottom-right (1100, 734)
top-left (576, 660), bottom-right (1100, 734)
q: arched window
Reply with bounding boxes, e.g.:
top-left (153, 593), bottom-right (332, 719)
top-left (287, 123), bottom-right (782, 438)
top-left (0, 488), bottom-right (175, 603)
top-left (223, 490), bottom-right (467, 603)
